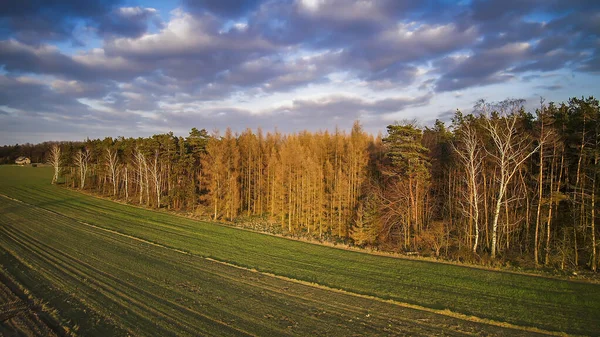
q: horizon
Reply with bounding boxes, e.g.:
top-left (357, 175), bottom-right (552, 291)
top-left (1, 0), bottom-right (599, 145)
top-left (0, 100), bottom-right (589, 147)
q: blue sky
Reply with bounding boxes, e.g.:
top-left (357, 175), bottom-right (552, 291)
top-left (0, 0), bottom-right (598, 144)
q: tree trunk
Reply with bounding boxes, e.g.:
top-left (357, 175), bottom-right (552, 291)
top-left (545, 146), bottom-right (556, 266)
top-left (535, 123), bottom-right (544, 265)
top-left (592, 152), bottom-right (598, 272)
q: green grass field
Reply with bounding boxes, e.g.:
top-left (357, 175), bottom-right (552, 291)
top-left (1, 166), bottom-right (599, 336)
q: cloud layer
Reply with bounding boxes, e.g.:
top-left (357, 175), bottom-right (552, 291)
top-left (0, 0), bottom-right (599, 144)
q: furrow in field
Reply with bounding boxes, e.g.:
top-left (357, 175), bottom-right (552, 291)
top-left (0, 226), bottom-right (165, 336)
top-left (0, 200), bottom-right (302, 335)
top-left (1, 198), bottom-right (474, 336)
top-left (0, 207), bottom-right (256, 337)
top-left (0, 236), bottom-right (128, 336)
top-left (31, 199), bottom-right (584, 334)
top-left (0, 272), bottom-right (59, 337)
top-left (7, 222), bottom-right (290, 336)
top-left (1, 197), bottom-right (384, 334)
top-left (88, 227), bottom-right (554, 337)
top-left (77, 228), bottom-right (481, 336)
top-left (0, 193), bottom-right (558, 336)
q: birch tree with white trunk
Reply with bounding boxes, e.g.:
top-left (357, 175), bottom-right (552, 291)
top-left (481, 99), bottom-right (542, 259)
top-left (73, 148), bottom-right (91, 189)
top-left (105, 147), bottom-right (119, 196)
top-left (134, 148), bottom-right (148, 205)
top-left (48, 144), bottom-right (61, 184)
top-left (453, 121), bottom-right (483, 253)
top-left (148, 150), bottom-right (162, 208)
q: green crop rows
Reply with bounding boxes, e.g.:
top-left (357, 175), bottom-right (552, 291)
top-left (1, 166), bottom-right (599, 336)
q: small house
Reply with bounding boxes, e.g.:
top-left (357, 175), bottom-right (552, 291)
top-left (15, 156), bottom-right (31, 165)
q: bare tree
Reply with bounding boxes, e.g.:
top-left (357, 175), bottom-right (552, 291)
top-left (453, 122), bottom-right (482, 253)
top-left (148, 150), bottom-right (162, 208)
top-left (534, 98), bottom-right (546, 266)
top-left (105, 147), bottom-right (119, 196)
top-left (123, 164), bottom-right (129, 201)
top-left (481, 99), bottom-right (541, 258)
top-left (591, 119), bottom-right (599, 272)
top-left (134, 148), bottom-right (148, 205)
top-left (47, 144), bottom-right (61, 184)
top-left (592, 151), bottom-right (598, 272)
top-left (73, 148), bottom-right (91, 189)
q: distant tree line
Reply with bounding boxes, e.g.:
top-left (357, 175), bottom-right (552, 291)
top-left (9, 96), bottom-right (600, 271)
top-left (0, 142), bottom-right (75, 164)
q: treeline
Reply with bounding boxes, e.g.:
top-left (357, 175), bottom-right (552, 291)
top-left (0, 142), bottom-right (72, 164)
top-left (37, 96), bottom-right (600, 271)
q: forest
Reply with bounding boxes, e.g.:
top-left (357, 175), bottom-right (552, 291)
top-left (5, 96), bottom-right (600, 272)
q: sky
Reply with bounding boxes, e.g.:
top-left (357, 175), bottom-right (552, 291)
top-left (0, 0), bottom-right (599, 145)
